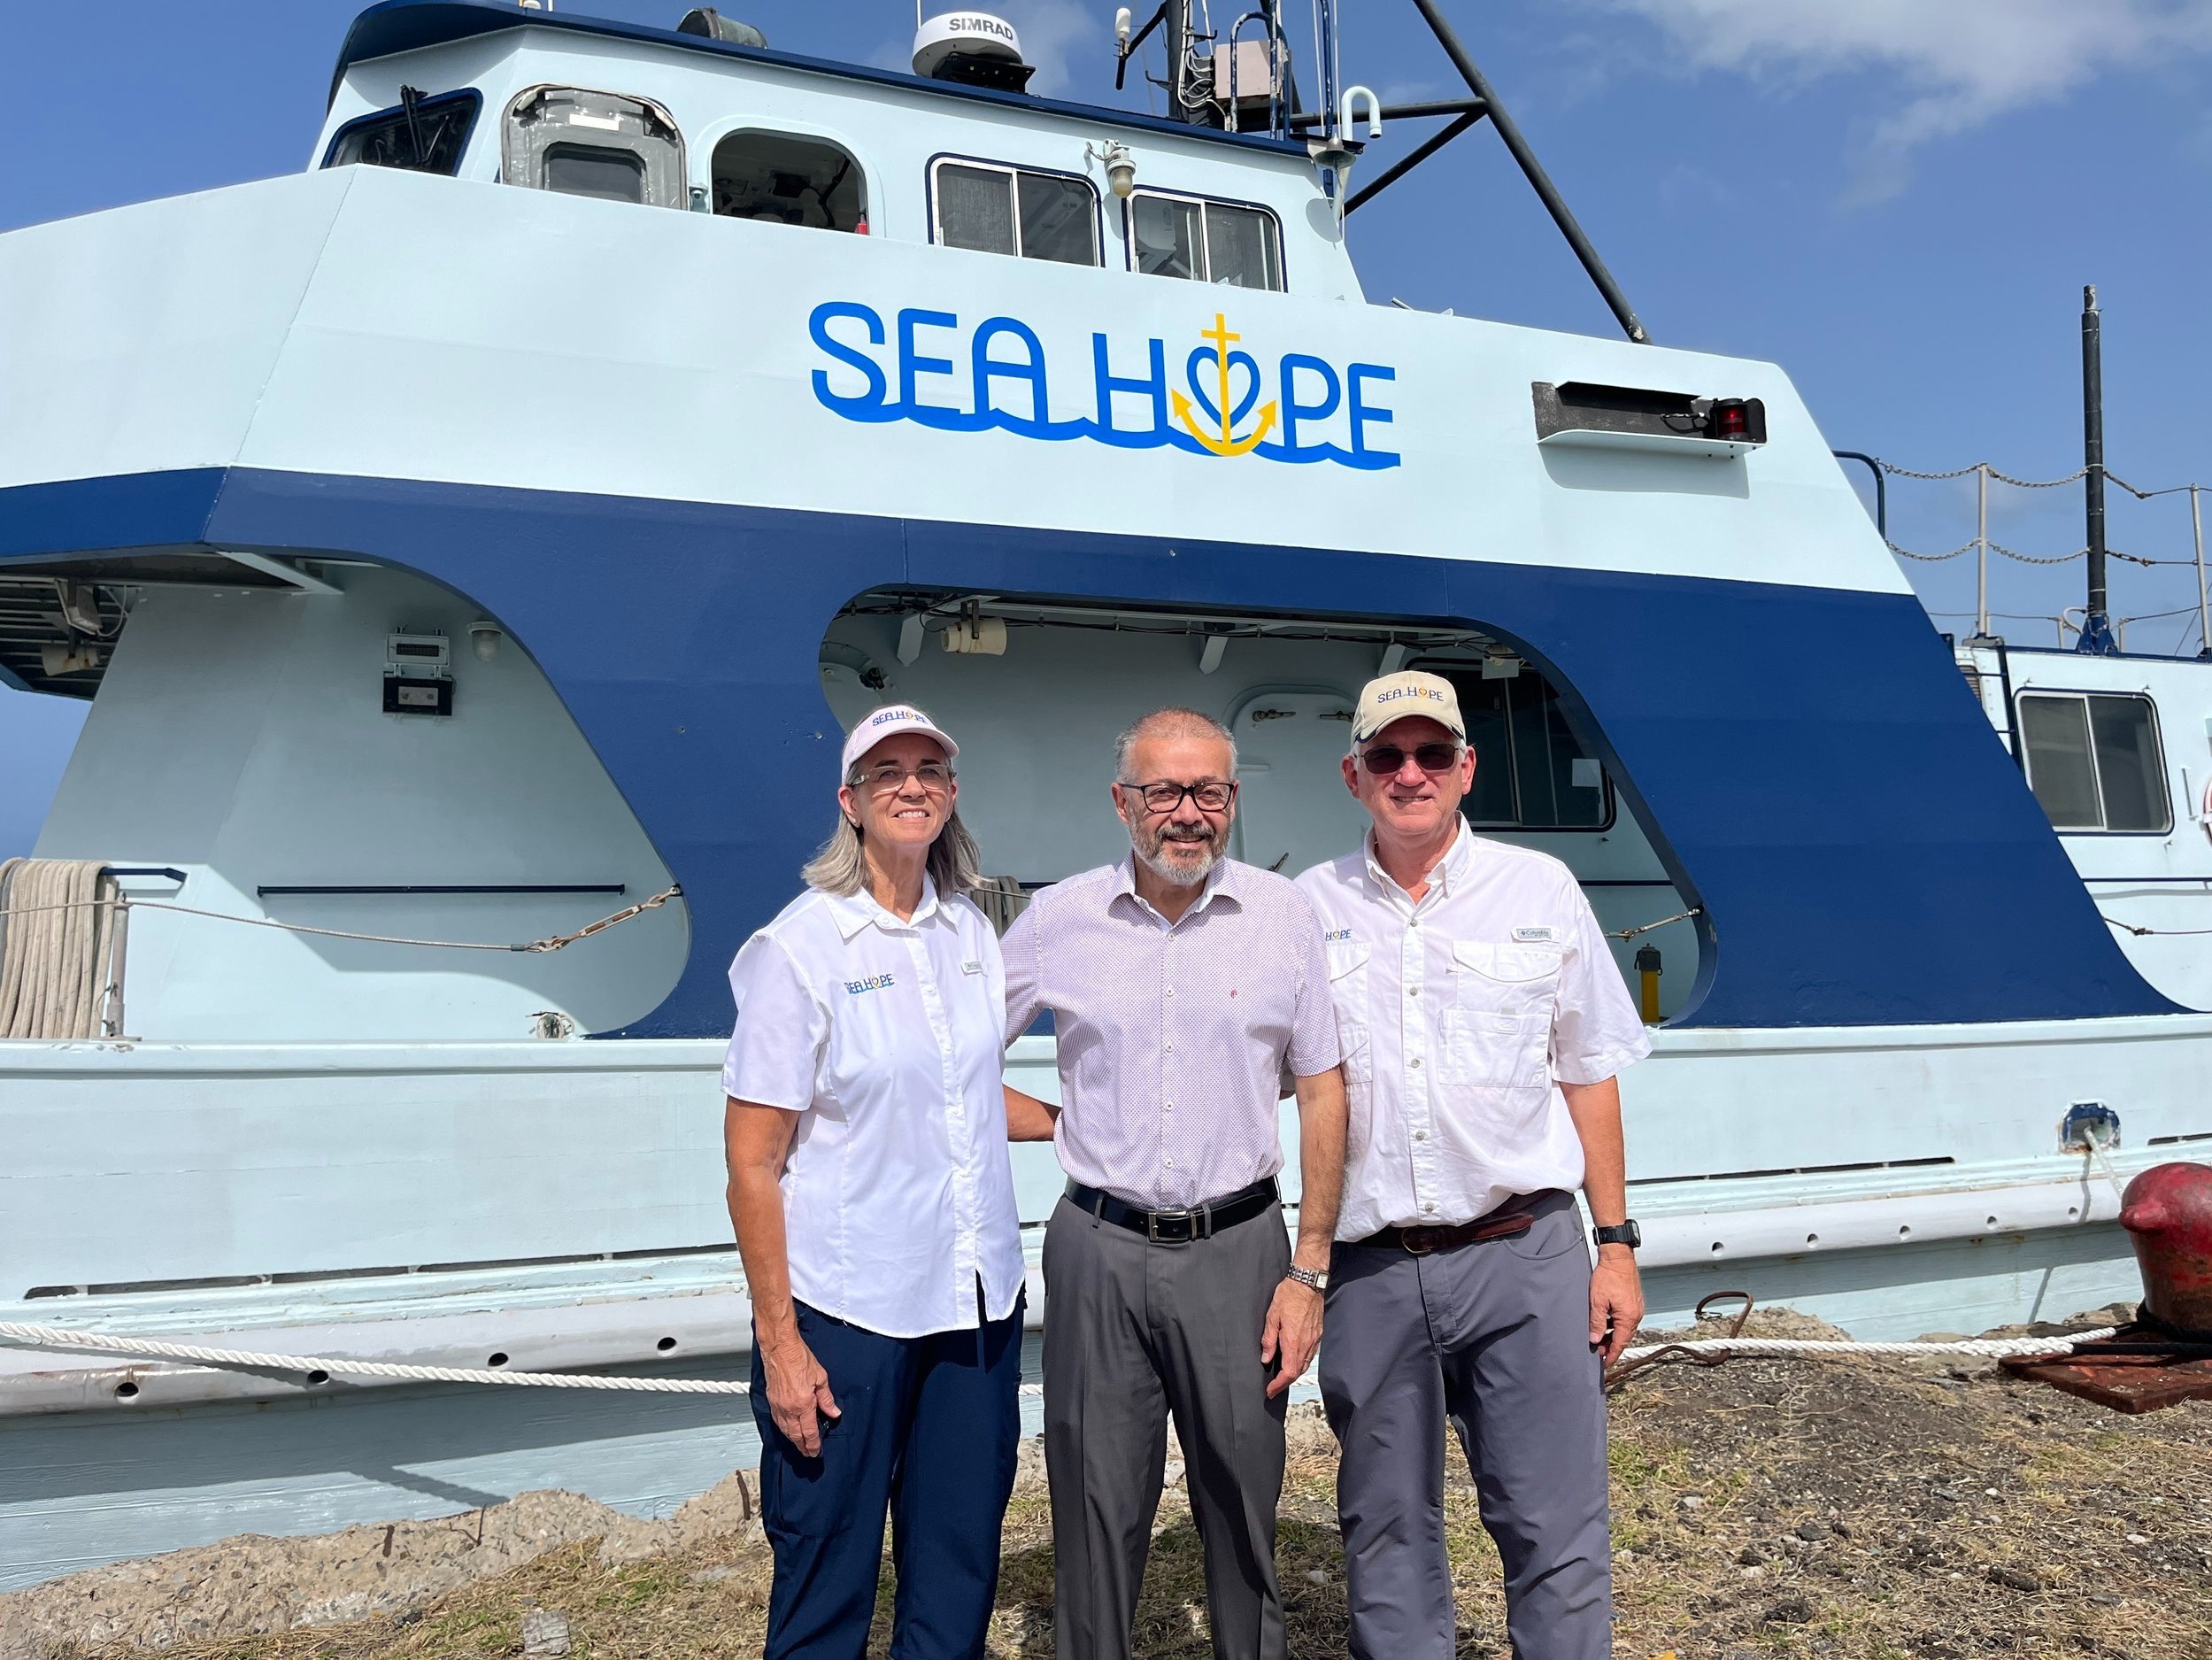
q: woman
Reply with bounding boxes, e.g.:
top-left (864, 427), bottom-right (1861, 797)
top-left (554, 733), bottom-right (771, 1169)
top-left (721, 702), bottom-right (1026, 1660)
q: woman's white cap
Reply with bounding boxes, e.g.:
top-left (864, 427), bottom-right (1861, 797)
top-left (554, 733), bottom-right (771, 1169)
top-left (841, 703), bottom-right (960, 776)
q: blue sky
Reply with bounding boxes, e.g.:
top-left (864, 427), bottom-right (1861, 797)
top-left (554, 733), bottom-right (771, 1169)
top-left (6, 0), bottom-right (2212, 855)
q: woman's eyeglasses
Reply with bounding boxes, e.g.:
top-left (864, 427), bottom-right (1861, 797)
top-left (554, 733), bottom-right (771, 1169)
top-left (1123, 779), bottom-right (1237, 814)
top-left (1359, 743), bottom-right (1462, 776)
top-left (854, 761), bottom-right (953, 793)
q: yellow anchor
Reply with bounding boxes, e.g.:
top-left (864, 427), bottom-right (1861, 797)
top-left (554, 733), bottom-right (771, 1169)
top-left (1173, 313), bottom-right (1277, 457)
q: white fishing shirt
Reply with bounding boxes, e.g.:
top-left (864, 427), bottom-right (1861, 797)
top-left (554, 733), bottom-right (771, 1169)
top-left (1296, 827), bottom-right (1651, 1241)
top-left (721, 878), bottom-right (1025, 1339)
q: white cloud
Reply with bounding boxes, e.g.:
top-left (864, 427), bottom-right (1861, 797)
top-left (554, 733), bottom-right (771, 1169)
top-left (1599, 0), bottom-right (2212, 202)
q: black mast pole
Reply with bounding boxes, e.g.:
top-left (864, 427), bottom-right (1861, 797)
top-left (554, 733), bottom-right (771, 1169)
top-left (1406, 0), bottom-right (1649, 344)
top-left (2079, 284), bottom-right (2115, 653)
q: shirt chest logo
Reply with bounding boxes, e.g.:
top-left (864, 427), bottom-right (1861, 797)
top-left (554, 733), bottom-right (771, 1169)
top-left (844, 972), bottom-right (898, 996)
top-left (1323, 928), bottom-right (1356, 944)
top-left (1512, 925), bottom-right (1556, 943)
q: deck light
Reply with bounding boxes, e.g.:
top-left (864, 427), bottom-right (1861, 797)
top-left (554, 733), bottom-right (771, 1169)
top-left (470, 621), bottom-right (503, 662)
top-left (1088, 140), bottom-right (1137, 198)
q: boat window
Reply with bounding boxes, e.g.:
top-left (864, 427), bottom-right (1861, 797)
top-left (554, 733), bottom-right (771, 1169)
top-left (713, 131), bottom-right (867, 231)
top-left (2019, 691), bottom-right (2170, 833)
top-left (543, 145), bottom-right (647, 204)
top-left (503, 86), bottom-right (685, 209)
top-left (1127, 190), bottom-right (1283, 290)
top-left (1422, 663), bottom-right (1611, 830)
top-left (929, 159), bottom-right (1100, 265)
top-left (324, 88), bottom-right (482, 175)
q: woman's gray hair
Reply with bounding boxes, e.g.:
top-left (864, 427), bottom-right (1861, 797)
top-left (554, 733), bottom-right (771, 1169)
top-left (801, 776), bottom-right (986, 899)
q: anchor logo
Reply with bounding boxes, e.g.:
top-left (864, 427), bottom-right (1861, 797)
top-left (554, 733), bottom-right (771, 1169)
top-left (1173, 313), bottom-right (1278, 458)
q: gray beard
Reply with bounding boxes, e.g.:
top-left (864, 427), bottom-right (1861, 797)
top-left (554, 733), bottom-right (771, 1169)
top-left (1133, 830), bottom-right (1222, 888)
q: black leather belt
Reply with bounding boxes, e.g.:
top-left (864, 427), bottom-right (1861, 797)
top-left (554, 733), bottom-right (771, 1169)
top-left (1066, 1177), bottom-right (1280, 1244)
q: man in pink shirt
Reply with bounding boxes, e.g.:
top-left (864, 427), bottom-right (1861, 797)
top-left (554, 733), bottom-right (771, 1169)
top-left (1004, 706), bottom-right (1347, 1660)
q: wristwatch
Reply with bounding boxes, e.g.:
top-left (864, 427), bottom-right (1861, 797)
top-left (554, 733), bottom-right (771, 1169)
top-left (1284, 1263), bottom-right (1330, 1293)
top-left (1592, 1220), bottom-right (1643, 1251)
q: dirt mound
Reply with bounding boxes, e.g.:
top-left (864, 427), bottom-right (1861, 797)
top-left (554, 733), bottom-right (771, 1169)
top-left (0, 1475), bottom-right (762, 1659)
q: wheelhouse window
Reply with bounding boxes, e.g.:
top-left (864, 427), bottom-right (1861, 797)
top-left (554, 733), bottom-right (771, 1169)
top-left (929, 159), bottom-right (1099, 265)
top-left (1127, 190), bottom-right (1282, 290)
top-left (2019, 691), bottom-right (2170, 832)
top-left (323, 88), bottom-right (481, 175)
top-left (1422, 662), bottom-right (1610, 830)
top-left (713, 131), bottom-right (867, 231)
top-left (503, 87), bottom-right (684, 209)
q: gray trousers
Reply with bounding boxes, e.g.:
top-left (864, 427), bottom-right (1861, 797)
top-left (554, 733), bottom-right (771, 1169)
top-left (1318, 1192), bottom-right (1612, 1660)
top-left (1042, 1195), bottom-right (1292, 1660)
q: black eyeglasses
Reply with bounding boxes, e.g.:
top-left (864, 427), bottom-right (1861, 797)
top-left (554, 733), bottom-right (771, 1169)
top-left (1121, 779), bottom-right (1237, 814)
top-left (1359, 742), bottom-right (1462, 776)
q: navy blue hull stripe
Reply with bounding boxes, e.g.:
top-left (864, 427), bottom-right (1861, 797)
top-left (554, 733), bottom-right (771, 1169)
top-left (0, 467), bottom-right (2177, 1037)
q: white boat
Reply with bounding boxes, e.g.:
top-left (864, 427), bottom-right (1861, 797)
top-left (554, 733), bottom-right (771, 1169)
top-left (3, 0), bottom-right (2208, 1592)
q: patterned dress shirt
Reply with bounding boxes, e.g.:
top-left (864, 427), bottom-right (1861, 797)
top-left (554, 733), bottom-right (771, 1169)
top-left (1002, 856), bottom-right (1340, 1210)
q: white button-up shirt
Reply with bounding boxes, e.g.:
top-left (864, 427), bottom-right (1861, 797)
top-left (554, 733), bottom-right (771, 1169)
top-left (721, 878), bottom-right (1024, 1339)
top-left (1297, 827), bottom-right (1651, 1240)
top-left (1002, 857), bottom-right (1339, 1210)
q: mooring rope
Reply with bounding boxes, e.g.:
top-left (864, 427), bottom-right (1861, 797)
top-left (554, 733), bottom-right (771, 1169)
top-left (0, 1321), bottom-right (2110, 1400)
top-left (0, 886), bottom-right (682, 956)
top-left (0, 1321), bottom-right (1044, 1396)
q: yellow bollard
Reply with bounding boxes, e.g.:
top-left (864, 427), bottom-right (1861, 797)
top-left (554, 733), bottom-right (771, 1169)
top-left (1635, 944), bottom-right (1661, 1024)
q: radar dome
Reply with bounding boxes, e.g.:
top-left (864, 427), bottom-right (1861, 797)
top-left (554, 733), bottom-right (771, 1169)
top-left (912, 12), bottom-right (1033, 89)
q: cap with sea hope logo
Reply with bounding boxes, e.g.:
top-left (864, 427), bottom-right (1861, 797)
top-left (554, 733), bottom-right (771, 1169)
top-left (841, 703), bottom-right (960, 777)
top-left (1350, 670), bottom-right (1466, 745)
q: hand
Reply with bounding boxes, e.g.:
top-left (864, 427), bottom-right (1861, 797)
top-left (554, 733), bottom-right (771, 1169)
top-left (1260, 1276), bottom-right (1324, 1399)
top-left (1589, 1247), bottom-right (1644, 1367)
top-left (760, 1335), bottom-right (840, 1456)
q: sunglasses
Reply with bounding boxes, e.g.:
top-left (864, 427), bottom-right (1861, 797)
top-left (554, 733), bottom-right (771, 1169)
top-left (1359, 742), bottom-right (1463, 776)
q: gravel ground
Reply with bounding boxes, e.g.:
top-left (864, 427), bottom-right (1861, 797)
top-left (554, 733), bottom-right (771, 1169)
top-left (12, 1306), bottom-right (2211, 1660)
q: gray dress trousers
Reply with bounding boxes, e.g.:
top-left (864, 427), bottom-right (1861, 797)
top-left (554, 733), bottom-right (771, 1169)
top-left (1042, 1195), bottom-right (1293, 1660)
top-left (1319, 1191), bottom-right (1613, 1660)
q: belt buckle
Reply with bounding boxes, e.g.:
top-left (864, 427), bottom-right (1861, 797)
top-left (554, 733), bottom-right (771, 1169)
top-left (1147, 1201), bottom-right (1213, 1243)
top-left (1402, 1226), bottom-right (1438, 1256)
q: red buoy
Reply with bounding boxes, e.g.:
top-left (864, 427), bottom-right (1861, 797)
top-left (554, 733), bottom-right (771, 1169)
top-left (2120, 1162), bottom-right (2212, 1340)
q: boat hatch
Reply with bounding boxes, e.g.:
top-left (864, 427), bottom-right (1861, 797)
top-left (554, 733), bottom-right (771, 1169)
top-left (502, 86), bottom-right (685, 209)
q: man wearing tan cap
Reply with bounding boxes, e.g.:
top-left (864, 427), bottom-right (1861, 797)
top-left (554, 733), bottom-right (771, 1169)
top-left (1296, 670), bottom-right (1650, 1660)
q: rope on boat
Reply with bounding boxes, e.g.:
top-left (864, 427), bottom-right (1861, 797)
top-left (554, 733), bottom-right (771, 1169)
top-left (0, 1320), bottom-right (2113, 1400)
top-left (0, 886), bottom-right (682, 955)
top-left (0, 860), bottom-right (122, 1039)
top-left (0, 1321), bottom-right (1046, 1397)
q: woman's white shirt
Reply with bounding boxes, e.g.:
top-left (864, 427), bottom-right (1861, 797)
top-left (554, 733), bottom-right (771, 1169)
top-left (721, 878), bottom-right (1025, 1339)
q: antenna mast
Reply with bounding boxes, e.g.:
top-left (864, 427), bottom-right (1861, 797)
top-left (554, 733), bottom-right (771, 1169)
top-left (2079, 285), bottom-right (2115, 654)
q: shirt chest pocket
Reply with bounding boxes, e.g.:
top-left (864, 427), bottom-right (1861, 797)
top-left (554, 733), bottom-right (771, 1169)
top-left (1439, 942), bottom-right (1558, 1090)
top-left (1325, 942), bottom-right (1373, 1085)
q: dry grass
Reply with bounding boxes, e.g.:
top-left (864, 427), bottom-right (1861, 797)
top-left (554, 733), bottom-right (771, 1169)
top-left (36, 1355), bottom-right (2212, 1660)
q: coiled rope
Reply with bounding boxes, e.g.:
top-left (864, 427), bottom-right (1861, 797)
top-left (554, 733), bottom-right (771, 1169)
top-left (0, 1320), bottom-right (2108, 1399)
top-left (0, 860), bottom-right (120, 1038)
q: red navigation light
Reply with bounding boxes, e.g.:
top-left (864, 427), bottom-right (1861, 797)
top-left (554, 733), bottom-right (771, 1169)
top-left (1707, 398), bottom-right (1766, 445)
top-left (855, 214), bottom-right (870, 235)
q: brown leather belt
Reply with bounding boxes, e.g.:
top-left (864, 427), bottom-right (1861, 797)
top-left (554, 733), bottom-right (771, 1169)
top-left (1355, 1190), bottom-right (1560, 1255)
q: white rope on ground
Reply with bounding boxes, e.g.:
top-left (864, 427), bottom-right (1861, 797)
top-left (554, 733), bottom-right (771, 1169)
top-left (1614, 1328), bottom-right (2116, 1364)
top-left (0, 885), bottom-right (682, 956)
top-left (0, 1322), bottom-right (1045, 1396)
top-left (0, 860), bottom-right (119, 1039)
